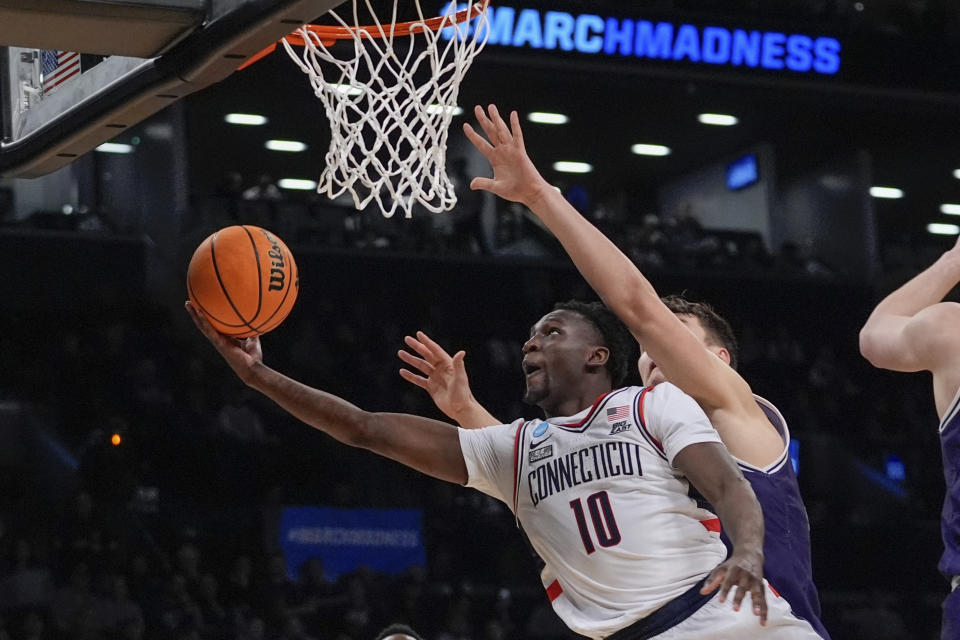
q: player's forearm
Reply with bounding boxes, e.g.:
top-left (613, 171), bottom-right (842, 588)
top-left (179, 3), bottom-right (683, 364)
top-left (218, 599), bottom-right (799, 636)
top-left (245, 361), bottom-right (376, 447)
top-left (526, 188), bottom-right (659, 320)
top-left (710, 476), bottom-right (765, 558)
top-left (867, 250), bottom-right (960, 322)
top-left (245, 362), bottom-right (469, 483)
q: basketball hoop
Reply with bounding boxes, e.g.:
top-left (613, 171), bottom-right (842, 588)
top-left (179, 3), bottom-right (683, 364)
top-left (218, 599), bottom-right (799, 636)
top-left (244, 0), bottom-right (489, 219)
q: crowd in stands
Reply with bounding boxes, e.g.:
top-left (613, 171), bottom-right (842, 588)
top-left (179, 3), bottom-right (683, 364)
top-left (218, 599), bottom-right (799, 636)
top-left (183, 171), bottom-right (838, 281)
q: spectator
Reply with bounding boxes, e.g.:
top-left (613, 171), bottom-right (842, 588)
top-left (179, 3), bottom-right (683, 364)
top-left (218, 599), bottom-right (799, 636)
top-left (0, 539), bottom-right (54, 614)
top-left (95, 574), bottom-right (143, 636)
top-left (49, 561), bottom-right (102, 638)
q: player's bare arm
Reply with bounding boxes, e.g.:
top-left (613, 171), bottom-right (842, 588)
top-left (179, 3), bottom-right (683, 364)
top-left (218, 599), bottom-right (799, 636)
top-left (464, 104), bottom-right (782, 465)
top-left (187, 302), bottom-right (468, 484)
top-left (860, 235), bottom-right (960, 415)
top-left (398, 331), bottom-right (501, 428)
top-left (675, 441), bottom-right (768, 624)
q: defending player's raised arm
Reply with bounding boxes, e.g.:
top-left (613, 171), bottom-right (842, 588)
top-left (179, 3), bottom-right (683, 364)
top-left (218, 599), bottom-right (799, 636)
top-left (398, 331), bottom-right (502, 428)
top-left (464, 106), bottom-right (766, 424)
top-left (187, 302), bottom-right (468, 484)
top-left (859, 236), bottom-right (960, 415)
top-left (860, 235), bottom-right (960, 372)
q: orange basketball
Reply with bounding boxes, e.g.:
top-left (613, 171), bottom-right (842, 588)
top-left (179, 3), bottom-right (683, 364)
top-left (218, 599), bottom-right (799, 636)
top-left (187, 225), bottom-right (299, 337)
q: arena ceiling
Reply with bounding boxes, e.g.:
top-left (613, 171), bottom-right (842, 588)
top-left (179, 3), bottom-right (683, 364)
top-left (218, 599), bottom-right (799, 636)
top-left (181, 0), bottom-right (960, 249)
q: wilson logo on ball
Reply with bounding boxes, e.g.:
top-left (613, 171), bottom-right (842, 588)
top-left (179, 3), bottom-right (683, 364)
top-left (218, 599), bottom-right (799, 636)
top-left (262, 229), bottom-right (287, 292)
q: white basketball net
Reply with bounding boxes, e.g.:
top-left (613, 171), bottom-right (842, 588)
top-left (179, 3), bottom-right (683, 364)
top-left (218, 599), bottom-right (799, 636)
top-left (281, 0), bottom-right (490, 219)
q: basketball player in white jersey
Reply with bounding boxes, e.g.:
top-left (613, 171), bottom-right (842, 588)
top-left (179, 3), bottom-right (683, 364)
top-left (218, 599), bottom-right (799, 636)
top-left (186, 297), bottom-right (819, 639)
top-left (398, 104), bottom-right (829, 636)
top-left (859, 235), bottom-right (960, 639)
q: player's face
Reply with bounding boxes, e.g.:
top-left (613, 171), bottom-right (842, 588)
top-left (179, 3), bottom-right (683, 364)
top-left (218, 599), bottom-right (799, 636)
top-left (637, 314), bottom-right (714, 386)
top-left (521, 310), bottom-right (601, 406)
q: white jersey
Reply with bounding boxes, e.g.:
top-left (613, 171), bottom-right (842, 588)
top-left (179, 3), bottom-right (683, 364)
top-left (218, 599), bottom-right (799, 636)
top-left (459, 383), bottom-right (728, 639)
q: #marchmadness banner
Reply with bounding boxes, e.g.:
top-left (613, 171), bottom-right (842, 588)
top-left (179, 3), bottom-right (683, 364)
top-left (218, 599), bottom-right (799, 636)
top-left (441, 2), bottom-right (842, 76)
top-left (278, 506), bottom-right (426, 580)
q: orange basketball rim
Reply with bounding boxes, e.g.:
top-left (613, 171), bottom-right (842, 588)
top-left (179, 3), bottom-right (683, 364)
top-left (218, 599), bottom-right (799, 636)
top-left (238, 0), bottom-right (490, 70)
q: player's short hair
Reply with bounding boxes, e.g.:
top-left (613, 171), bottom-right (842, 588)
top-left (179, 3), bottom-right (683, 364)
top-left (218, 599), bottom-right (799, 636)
top-left (552, 300), bottom-right (633, 387)
top-left (661, 295), bottom-right (739, 370)
top-left (373, 623), bottom-right (424, 640)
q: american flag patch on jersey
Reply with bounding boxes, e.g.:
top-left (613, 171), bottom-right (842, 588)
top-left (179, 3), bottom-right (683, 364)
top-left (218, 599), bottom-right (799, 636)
top-left (607, 406), bottom-right (630, 421)
top-left (41, 50), bottom-right (81, 95)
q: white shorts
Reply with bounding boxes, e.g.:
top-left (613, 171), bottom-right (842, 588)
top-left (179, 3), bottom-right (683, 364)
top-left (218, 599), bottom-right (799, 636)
top-left (650, 583), bottom-right (821, 639)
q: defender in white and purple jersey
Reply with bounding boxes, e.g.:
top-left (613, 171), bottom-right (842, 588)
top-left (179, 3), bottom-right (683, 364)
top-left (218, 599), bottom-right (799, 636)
top-left (860, 234), bottom-right (960, 639)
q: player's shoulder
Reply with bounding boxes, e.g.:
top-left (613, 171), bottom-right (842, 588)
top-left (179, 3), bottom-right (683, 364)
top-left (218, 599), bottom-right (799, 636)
top-left (639, 381), bottom-right (689, 400)
top-left (634, 382), bottom-right (702, 418)
top-left (609, 382), bottom-right (684, 405)
top-left (461, 417), bottom-right (525, 443)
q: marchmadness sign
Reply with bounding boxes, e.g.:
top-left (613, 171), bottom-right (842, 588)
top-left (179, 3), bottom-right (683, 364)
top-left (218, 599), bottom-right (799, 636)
top-left (279, 507), bottom-right (425, 579)
top-left (442, 3), bottom-right (842, 75)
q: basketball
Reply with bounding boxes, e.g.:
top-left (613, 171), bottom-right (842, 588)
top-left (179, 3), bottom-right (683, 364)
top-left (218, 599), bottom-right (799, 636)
top-left (187, 225), bottom-right (299, 338)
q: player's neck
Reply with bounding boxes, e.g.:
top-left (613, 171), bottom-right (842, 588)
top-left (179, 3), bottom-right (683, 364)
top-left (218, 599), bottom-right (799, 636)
top-left (540, 382), bottom-right (613, 419)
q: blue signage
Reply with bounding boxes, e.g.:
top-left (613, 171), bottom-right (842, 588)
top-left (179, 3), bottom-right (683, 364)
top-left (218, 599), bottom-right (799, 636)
top-left (278, 506), bottom-right (425, 580)
top-left (726, 153), bottom-right (759, 191)
top-left (443, 4), bottom-right (841, 75)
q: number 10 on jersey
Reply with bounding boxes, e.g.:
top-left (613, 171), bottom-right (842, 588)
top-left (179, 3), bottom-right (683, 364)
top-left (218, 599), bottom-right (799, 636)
top-left (569, 491), bottom-right (622, 554)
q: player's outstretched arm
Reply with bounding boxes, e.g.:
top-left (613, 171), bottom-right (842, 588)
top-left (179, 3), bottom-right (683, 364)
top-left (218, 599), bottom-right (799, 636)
top-left (186, 302), bottom-right (468, 484)
top-left (675, 442), bottom-right (767, 624)
top-left (860, 236), bottom-right (960, 416)
top-left (463, 105), bottom-right (741, 409)
top-left (464, 104), bottom-right (781, 464)
top-left (398, 331), bottom-right (501, 428)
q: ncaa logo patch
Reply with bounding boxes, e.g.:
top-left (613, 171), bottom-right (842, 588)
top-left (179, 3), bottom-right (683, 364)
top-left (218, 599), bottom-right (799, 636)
top-left (533, 422), bottom-right (549, 437)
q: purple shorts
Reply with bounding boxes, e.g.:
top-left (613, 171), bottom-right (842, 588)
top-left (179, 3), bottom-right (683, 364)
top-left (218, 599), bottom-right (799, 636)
top-left (943, 587), bottom-right (960, 640)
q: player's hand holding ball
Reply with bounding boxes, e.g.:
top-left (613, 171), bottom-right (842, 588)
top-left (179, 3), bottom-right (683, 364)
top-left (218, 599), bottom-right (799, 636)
top-left (186, 225), bottom-right (298, 383)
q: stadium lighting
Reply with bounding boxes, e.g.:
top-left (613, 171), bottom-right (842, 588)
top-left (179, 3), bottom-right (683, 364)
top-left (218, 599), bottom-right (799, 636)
top-left (528, 112), bottom-right (569, 125)
top-left (927, 223), bottom-right (960, 235)
top-left (631, 143), bottom-right (671, 157)
top-left (698, 113), bottom-right (739, 126)
top-left (941, 204), bottom-right (960, 216)
top-left (552, 161), bottom-right (593, 174)
top-left (870, 186), bottom-right (904, 199)
top-left (265, 140), bottom-right (308, 152)
top-left (95, 142), bottom-right (134, 154)
top-left (954, 169), bottom-right (960, 180)
top-left (224, 113), bottom-right (267, 125)
top-left (278, 178), bottom-right (318, 190)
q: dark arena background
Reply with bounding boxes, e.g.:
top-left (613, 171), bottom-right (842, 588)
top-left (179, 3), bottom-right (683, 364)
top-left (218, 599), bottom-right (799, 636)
top-left (2, 1), bottom-right (960, 638)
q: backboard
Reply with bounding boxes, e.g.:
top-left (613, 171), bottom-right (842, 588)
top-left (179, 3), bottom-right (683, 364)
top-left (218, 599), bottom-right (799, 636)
top-left (0, 0), bottom-right (346, 178)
